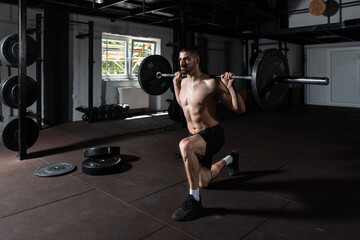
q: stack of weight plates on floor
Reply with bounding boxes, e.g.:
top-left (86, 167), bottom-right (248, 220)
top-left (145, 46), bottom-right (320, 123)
top-left (82, 146), bottom-right (123, 175)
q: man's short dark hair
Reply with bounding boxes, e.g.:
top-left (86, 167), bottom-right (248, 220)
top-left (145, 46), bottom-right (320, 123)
top-left (180, 47), bottom-right (200, 58)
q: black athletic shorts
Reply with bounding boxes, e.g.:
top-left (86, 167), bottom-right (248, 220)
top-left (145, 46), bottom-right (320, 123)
top-left (189, 124), bottom-right (225, 170)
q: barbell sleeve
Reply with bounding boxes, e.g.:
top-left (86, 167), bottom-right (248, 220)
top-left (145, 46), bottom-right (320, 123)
top-left (158, 73), bottom-right (175, 78)
top-left (273, 76), bottom-right (329, 85)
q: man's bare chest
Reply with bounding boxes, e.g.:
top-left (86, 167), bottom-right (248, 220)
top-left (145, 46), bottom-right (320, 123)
top-left (179, 82), bottom-right (212, 107)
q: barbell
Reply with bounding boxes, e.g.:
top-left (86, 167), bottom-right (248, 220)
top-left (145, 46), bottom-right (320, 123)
top-left (137, 48), bottom-right (329, 109)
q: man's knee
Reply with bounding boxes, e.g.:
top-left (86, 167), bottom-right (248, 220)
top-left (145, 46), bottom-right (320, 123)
top-left (179, 138), bottom-right (193, 156)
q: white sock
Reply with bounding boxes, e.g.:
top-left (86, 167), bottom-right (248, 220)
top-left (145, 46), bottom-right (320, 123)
top-left (224, 155), bottom-right (233, 165)
top-left (189, 188), bottom-right (200, 201)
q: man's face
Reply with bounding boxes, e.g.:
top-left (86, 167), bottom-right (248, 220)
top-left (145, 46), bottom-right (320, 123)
top-left (179, 51), bottom-right (198, 74)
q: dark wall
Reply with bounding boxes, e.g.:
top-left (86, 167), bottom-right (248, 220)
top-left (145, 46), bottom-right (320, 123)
top-left (43, 4), bottom-right (69, 125)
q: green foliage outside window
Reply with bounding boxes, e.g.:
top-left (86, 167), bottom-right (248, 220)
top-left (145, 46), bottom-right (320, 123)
top-left (131, 42), bottom-right (154, 74)
top-left (102, 38), bottom-right (155, 77)
top-left (102, 40), bottom-right (125, 75)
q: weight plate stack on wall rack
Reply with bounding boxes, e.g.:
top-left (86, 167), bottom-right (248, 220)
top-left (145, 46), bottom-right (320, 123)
top-left (0, 1), bottom-right (42, 159)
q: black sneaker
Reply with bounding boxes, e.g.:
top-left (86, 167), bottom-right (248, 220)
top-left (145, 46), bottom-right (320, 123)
top-left (172, 195), bottom-right (203, 221)
top-left (227, 150), bottom-right (239, 176)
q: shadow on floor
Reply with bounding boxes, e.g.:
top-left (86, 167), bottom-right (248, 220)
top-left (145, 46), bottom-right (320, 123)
top-left (209, 174), bottom-right (360, 220)
top-left (208, 167), bottom-right (286, 190)
top-left (25, 128), bottom-right (166, 159)
top-left (201, 206), bottom-right (342, 220)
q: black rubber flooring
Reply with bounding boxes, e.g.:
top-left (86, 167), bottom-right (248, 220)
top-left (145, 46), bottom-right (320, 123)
top-left (1, 106), bottom-right (360, 240)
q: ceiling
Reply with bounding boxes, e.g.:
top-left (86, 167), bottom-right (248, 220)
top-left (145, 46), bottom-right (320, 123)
top-left (2, 0), bottom-right (360, 45)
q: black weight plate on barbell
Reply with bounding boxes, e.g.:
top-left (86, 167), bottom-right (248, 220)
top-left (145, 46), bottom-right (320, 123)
top-left (2, 117), bottom-right (39, 151)
top-left (0, 34), bottom-right (38, 67)
top-left (84, 146), bottom-right (120, 158)
top-left (138, 55), bottom-right (172, 95)
top-left (0, 75), bottom-right (38, 108)
top-left (82, 156), bottom-right (122, 175)
top-left (251, 49), bottom-right (290, 110)
top-left (34, 162), bottom-right (77, 177)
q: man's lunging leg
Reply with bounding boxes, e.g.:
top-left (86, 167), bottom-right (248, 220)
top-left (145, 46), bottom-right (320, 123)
top-left (172, 136), bottom-right (206, 221)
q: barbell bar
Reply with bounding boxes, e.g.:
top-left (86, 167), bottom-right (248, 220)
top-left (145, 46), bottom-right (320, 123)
top-left (156, 73), bottom-right (328, 85)
top-left (157, 72), bottom-right (253, 80)
top-left (138, 48), bottom-right (329, 109)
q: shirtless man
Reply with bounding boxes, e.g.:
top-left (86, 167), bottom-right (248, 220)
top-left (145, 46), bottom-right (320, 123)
top-left (172, 47), bottom-right (246, 221)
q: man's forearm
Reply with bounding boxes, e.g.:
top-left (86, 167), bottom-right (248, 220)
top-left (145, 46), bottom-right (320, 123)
top-left (228, 86), bottom-right (245, 113)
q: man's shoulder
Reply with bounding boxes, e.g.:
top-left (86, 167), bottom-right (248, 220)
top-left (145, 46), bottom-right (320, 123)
top-left (200, 77), bottom-right (219, 93)
top-left (202, 77), bottom-right (218, 86)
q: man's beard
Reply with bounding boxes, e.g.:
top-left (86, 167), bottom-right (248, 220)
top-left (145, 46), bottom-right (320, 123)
top-left (181, 64), bottom-right (195, 74)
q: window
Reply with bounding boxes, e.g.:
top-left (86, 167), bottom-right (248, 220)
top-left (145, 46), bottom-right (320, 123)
top-left (102, 39), bottom-right (126, 75)
top-left (102, 33), bottom-right (160, 80)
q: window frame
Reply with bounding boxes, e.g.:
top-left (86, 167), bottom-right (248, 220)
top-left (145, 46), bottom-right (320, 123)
top-left (102, 33), bottom-right (160, 81)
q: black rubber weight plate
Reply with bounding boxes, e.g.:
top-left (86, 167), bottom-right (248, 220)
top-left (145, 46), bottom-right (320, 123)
top-left (2, 117), bottom-right (39, 152)
top-left (138, 55), bottom-right (172, 95)
top-left (0, 75), bottom-right (38, 108)
top-left (251, 49), bottom-right (290, 109)
top-left (0, 34), bottom-right (38, 67)
top-left (83, 146), bottom-right (120, 158)
top-left (34, 162), bottom-right (77, 177)
top-left (82, 157), bottom-right (122, 175)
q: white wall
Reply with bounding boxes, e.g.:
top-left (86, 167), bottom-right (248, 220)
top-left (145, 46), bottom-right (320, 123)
top-left (203, 33), bottom-right (244, 75)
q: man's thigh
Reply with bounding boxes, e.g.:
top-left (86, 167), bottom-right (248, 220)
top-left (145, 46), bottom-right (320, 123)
top-left (184, 134), bottom-right (207, 157)
top-left (186, 134), bottom-right (213, 170)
